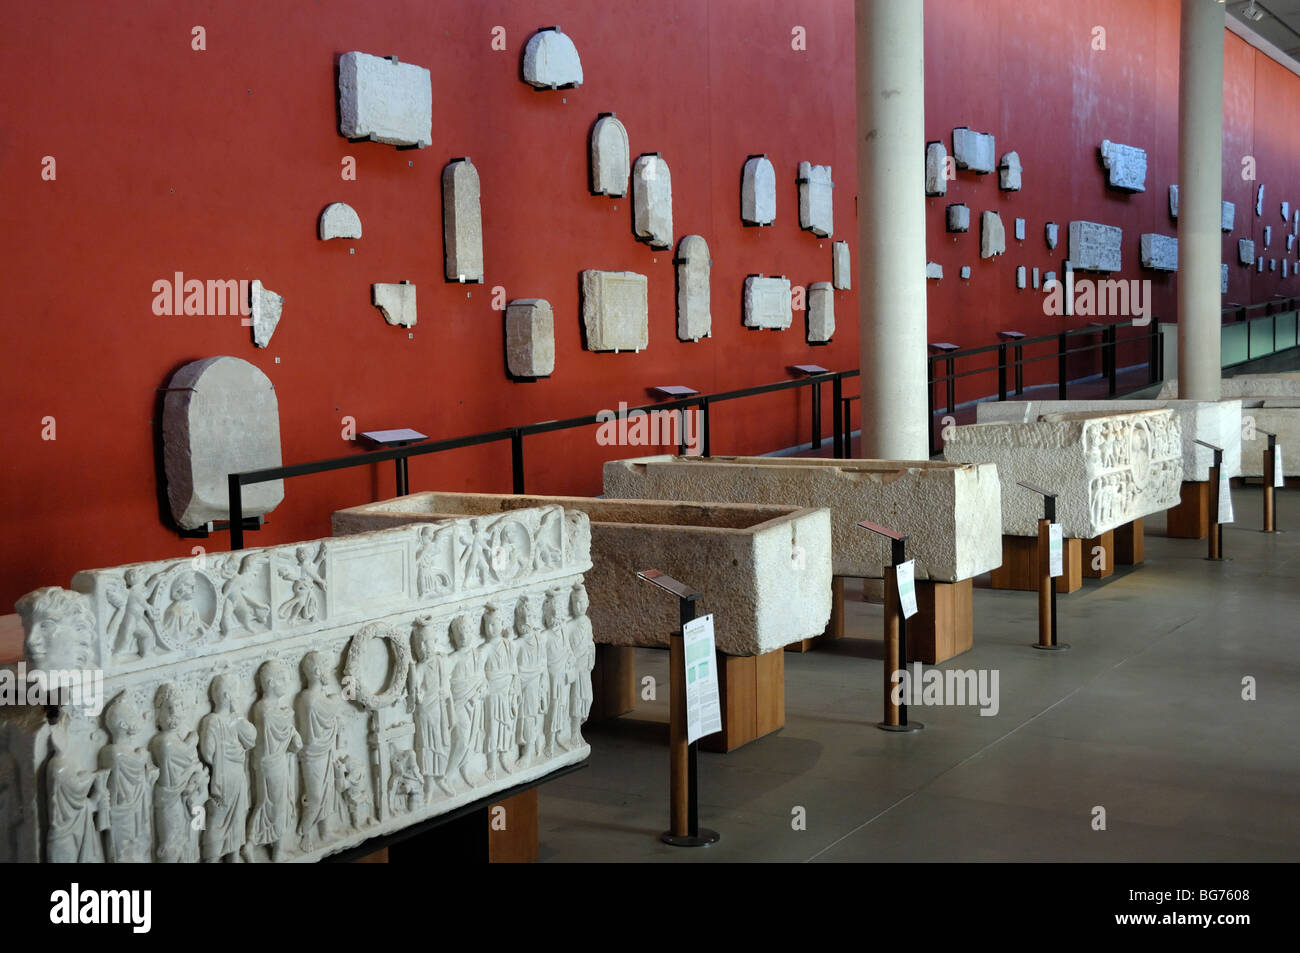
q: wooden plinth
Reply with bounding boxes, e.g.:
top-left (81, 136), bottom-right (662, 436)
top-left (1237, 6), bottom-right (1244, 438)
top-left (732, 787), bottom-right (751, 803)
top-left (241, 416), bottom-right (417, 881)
top-left (990, 535), bottom-right (1083, 593)
top-left (787, 575), bottom-right (845, 653)
top-left (587, 644), bottom-right (636, 721)
top-left (488, 788), bottom-right (539, 863)
top-left (1082, 529), bottom-right (1114, 579)
top-left (1166, 481), bottom-right (1210, 539)
top-left (907, 579), bottom-right (974, 664)
top-left (701, 648), bottom-right (786, 753)
top-left (1115, 518), bottom-right (1144, 565)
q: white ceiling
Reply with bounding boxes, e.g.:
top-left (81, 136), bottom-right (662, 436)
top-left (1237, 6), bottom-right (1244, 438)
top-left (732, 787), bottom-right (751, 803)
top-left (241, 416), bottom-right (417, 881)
top-left (1228, 1), bottom-right (1300, 65)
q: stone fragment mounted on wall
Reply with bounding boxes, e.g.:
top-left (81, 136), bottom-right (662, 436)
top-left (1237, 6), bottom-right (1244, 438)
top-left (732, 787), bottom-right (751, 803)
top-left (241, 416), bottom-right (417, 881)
top-left (1222, 263), bottom-right (1229, 293)
top-left (1264, 225), bottom-right (1272, 248)
top-left (1271, 259), bottom-right (1277, 272)
top-left (1283, 202), bottom-right (1290, 223)
top-left (1014, 218), bottom-right (1026, 241)
top-left (1285, 260), bottom-right (1290, 279)
top-left (961, 266), bottom-right (971, 279)
top-left (1169, 185), bottom-right (1179, 218)
top-left (806, 282), bottom-right (834, 344)
top-left (832, 241), bottom-right (851, 290)
top-left (505, 299), bottom-right (555, 379)
top-left (590, 113), bottom-right (629, 197)
top-left (582, 270), bottom-right (648, 352)
top-left (1046, 222), bottom-right (1059, 250)
top-left (249, 280), bottom-right (282, 348)
top-left (1016, 266), bottom-right (1026, 289)
top-left (952, 127), bottom-right (995, 173)
top-left (319, 202), bottom-right (362, 240)
top-left (442, 158), bottom-right (483, 282)
top-left (1257, 184), bottom-right (1265, 216)
top-left (925, 141), bottom-right (948, 196)
top-left (1223, 202), bottom-right (1235, 232)
top-left (946, 203), bottom-right (970, 233)
top-left (741, 155), bottom-right (776, 225)
top-left (163, 356), bottom-right (284, 530)
top-left (999, 151), bottom-right (1022, 191)
top-left (674, 235), bottom-right (711, 342)
top-left (1068, 221), bottom-right (1122, 272)
top-left (632, 154), bottom-right (673, 248)
top-left (1140, 233), bottom-right (1178, 271)
top-left (1033, 268), bottom-right (1040, 289)
top-left (1099, 140), bottom-right (1147, 192)
top-left (522, 27), bottom-right (583, 89)
top-left (926, 262), bottom-right (944, 280)
top-left (980, 211), bottom-right (1005, 258)
top-left (797, 162), bottom-right (834, 237)
top-left (1239, 239), bottom-right (1255, 264)
top-left (742, 275), bottom-right (792, 330)
top-left (372, 281), bottom-right (417, 327)
top-left (338, 52), bottom-right (432, 149)
top-left (1257, 257), bottom-right (1265, 272)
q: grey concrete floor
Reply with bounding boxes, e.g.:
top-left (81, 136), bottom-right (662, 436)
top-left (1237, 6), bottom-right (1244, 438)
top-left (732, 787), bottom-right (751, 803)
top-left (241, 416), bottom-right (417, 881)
top-left (539, 483), bottom-right (1300, 862)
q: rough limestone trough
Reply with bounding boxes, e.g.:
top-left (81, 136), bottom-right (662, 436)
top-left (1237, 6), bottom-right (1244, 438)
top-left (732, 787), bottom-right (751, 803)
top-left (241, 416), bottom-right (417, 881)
top-left (0, 510), bottom-right (594, 862)
top-left (601, 456), bottom-right (1003, 583)
top-left (944, 410), bottom-right (1184, 538)
top-left (976, 399), bottom-right (1242, 481)
top-left (1241, 401), bottom-right (1300, 476)
top-left (333, 492), bottom-right (832, 657)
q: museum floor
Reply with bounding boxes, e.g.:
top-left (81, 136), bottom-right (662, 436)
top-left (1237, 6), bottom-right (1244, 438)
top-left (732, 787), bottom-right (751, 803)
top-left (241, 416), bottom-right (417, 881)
top-left (539, 484), bottom-right (1300, 862)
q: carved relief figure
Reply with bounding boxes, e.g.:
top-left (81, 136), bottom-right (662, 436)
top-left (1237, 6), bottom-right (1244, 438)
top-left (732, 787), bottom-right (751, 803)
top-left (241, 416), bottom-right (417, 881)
top-left (219, 553), bottom-right (270, 635)
top-left (159, 572), bottom-right (208, 647)
top-left (17, 586), bottom-right (98, 671)
top-left (445, 614), bottom-right (485, 789)
top-left (105, 567), bottom-right (163, 658)
top-left (543, 591), bottom-right (575, 755)
top-left (296, 651), bottom-right (344, 849)
top-left (479, 604), bottom-right (517, 780)
top-left (415, 525), bottom-right (453, 597)
top-left (336, 754), bottom-right (372, 828)
top-left (408, 616), bottom-right (453, 798)
top-left (532, 509), bottom-right (563, 570)
top-left (456, 519), bottom-right (496, 587)
top-left (247, 659), bottom-right (302, 862)
top-left (513, 596), bottom-right (547, 768)
top-left (199, 673), bottom-right (256, 862)
top-left (387, 745), bottom-right (423, 814)
top-left (567, 583), bottom-right (595, 739)
top-left (277, 544), bottom-right (326, 624)
top-left (99, 693), bottom-right (158, 863)
top-left (45, 715), bottom-right (107, 863)
top-left (150, 683), bottom-right (207, 862)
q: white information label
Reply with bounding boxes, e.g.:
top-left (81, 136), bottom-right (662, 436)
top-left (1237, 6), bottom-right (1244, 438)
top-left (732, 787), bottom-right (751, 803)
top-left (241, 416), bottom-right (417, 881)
top-left (1218, 471), bottom-right (1235, 524)
top-left (1274, 445), bottom-right (1285, 489)
top-left (1048, 523), bottom-right (1064, 578)
top-left (683, 614), bottom-right (723, 744)
top-left (896, 559), bottom-right (918, 620)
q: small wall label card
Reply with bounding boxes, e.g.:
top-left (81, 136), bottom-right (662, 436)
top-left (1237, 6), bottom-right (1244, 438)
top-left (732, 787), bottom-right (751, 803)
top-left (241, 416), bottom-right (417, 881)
top-left (896, 559), bottom-right (918, 619)
top-left (1275, 446), bottom-right (1285, 489)
top-left (1049, 524), bottom-right (1064, 578)
top-left (684, 614), bottom-right (722, 744)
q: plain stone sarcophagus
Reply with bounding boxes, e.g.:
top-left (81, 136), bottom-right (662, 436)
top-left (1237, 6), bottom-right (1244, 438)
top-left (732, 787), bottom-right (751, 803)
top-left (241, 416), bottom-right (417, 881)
top-left (0, 509), bottom-right (594, 862)
top-left (976, 399), bottom-right (1242, 481)
top-left (944, 410), bottom-right (1184, 538)
top-left (333, 493), bottom-right (832, 657)
top-left (601, 456), bottom-right (1003, 583)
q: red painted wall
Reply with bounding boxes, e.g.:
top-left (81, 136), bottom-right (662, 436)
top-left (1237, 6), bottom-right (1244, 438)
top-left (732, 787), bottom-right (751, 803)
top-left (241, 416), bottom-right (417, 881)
top-left (1, 0), bottom-right (1295, 607)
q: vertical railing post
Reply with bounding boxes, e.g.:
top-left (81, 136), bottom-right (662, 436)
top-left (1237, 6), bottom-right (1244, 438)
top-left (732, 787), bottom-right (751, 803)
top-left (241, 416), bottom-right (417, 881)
top-left (927, 360), bottom-right (937, 457)
top-left (1107, 326), bottom-right (1118, 395)
top-left (1058, 332), bottom-right (1069, 399)
top-left (832, 375), bottom-right (843, 459)
top-left (810, 378), bottom-right (821, 452)
top-left (228, 474), bottom-right (244, 551)
top-left (700, 397), bottom-right (710, 457)
top-left (997, 344), bottom-right (1008, 401)
top-left (945, 357), bottom-right (956, 417)
top-left (511, 429), bottom-right (524, 494)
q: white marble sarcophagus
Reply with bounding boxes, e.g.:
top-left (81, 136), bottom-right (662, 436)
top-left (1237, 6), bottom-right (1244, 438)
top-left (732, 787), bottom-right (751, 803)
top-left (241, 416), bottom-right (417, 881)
top-left (601, 456), bottom-right (1003, 583)
top-left (333, 493), bottom-right (831, 657)
top-left (0, 508), bottom-right (594, 863)
top-left (944, 410), bottom-right (1184, 537)
top-left (976, 399), bottom-right (1242, 481)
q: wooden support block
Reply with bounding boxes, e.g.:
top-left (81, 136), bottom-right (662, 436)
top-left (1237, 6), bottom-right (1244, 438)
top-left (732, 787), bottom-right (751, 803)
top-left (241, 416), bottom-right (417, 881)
top-left (1081, 529), bottom-right (1114, 579)
top-left (702, 647), bottom-right (786, 753)
top-left (990, 535), bottom-right (1082, 593)
top-left (488, 788), bottom-right (539, 864)
top-left (907, 579), bottom-right (974, 664)
top-left (787, 575), bottom-right (845, 653)
top-left (1166, 480), bottom-right (1210, 539)
top-left (354, 847), bottom-right (389, 863)
top-left (588, 644), bottom-right (635, 721)
top-left (1115, 517), bottom-right (1144, 565)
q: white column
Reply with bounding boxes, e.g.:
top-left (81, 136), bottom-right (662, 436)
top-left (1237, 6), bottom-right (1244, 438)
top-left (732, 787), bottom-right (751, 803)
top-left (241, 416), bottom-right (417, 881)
top-left (1176, 0), bottom-right (1224, 400)
top-left (856, 0), bottom-right (930, 460)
